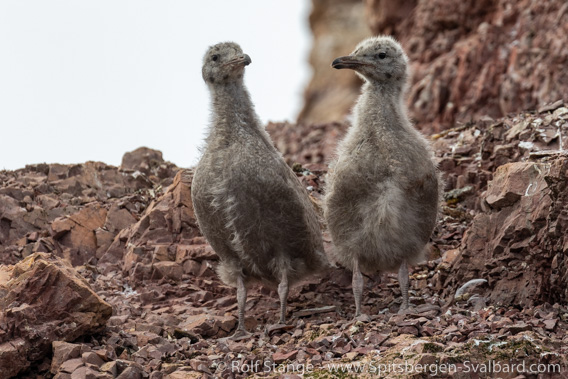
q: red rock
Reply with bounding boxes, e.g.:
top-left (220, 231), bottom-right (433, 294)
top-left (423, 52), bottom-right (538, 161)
top-left (543, 319), bottom-right (557, 330)
top-left (114, 170), bottom-right (201, 272)
top-left (104, 204), bottom-right (137, 233)
top-left (443, 325), bottom-right (459, 334)
top-left (293, 305), bottom-right (337, 318)
top-left (100, 361), bottom-right (119, 377)
top-left (0, 253), bottom-right (112, 377)
top-left (0, 338), bottom-right (29, 378)
top-left (116, 365), bottom-right (143, 379)
top-left (485, 162), bottom-right (544, 209)
top-left (60, 358), bottom-right (84, 373)
top-left (176, 244), bottom-right (217, 263)
top-left (182, 259), bottom-right (201, 276)
top-left (51, 341), bottom-right (82, 374)
top-left (273, 350), bottom-right (299, 364)
top-left (446, 157), bottom-right (568, 307)
top-left (51, 204), bottom-right (108, 266)
top-left (71, 366), bottom-right (111, 379)
top-left (180, 314), bottom-right (237, 338)
top-left (300, 0), bottom-right (568, 135)
top-left (506, 322), bottom-right (532, 335)
top-left (82, 351), bottom-right (105, 367)
top-left (366, 333), bottom-right (389, 346)
top-left (442, 249), bottom-right (460, 265)
top-left (135, 323), bottom-right (163, 335)
top-left (153, 261), bottom-right (183, 281)
top-left (311, 355), bottom-right (322, 365)
top-left (133, 331), bottom-right (162, 347)
top-left (120, 147), bottom-right (164, 174)
top-left (398, 326), bottom-right (420, 336)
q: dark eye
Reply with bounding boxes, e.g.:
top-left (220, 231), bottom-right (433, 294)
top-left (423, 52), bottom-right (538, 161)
top-left (212, 55), bottom-right (219, 62)
top-left (376, 52), bottom-right (387, 59)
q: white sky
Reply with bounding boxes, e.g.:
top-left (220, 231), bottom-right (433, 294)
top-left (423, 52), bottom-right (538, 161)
top-left (0, 1), bottom-right (311, 170)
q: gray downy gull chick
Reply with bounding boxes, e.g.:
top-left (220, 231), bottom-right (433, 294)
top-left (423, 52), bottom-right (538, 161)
top-left (324, 36), bottom-right (440, 317)
top-left (191, 42), bottom-right (329, 338)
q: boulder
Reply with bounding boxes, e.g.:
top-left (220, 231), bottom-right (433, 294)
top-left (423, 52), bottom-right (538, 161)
top-left (0, 253), bottom-right (112, 377)
top-left (444, 157), bottom-right (568, 306)
top-left (120, 147), bottom-right (164, 174)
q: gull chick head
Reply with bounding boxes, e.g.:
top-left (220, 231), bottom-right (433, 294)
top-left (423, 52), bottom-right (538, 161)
top-left (202, 42), bottom-right (251, 86)
top-left (332, 36), bottom-right (408, 87)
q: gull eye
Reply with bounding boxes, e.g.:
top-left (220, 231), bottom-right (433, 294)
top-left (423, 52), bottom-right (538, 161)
top-left (377, 52), bottom-right (387, 59)
top-left (212, 55), bottom-right (219, 62)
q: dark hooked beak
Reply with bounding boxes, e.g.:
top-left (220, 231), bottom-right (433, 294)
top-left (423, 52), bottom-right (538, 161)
top-left (331, 56), bottom-right (371, 69)
top-left (225, 54), bottom-right (252, 67)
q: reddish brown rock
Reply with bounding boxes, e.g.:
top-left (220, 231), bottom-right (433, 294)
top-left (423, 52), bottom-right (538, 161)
top-left (51, 341), bottom-right (82, 374)
top-left (0, 339), bottom-right (29, 379)
top-left (180, 314), bottom-right (237, 338)
top-left (104, 204), bottom-right (137, 233)
top-left (485, 162), bottom-right (545, 209)
top-left (59, 358), bottom-right (84, 374)
top-left (110, 170), bottom-right (202, 280)
top-left (51, 204), bottom-right (107, 266)
top-left (300, 0), bottom-right (568, 135)
top-left (272, 350), bottom-right (299, 364)
top-left (153, 261), bottom-right (183, 282)
top-left (266, 122), bottom-right (348, 166)
top-left (445, 157), bottom-right (568, 307)
top-left (0, 253), bottom-right (112, 377)
top-left (120, 147), bottom-right (164, 175)
top-left (82, 351), bottom-right (105, 367)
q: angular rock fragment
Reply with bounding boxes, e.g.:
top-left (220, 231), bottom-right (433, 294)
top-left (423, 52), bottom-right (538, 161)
top-left (180, 314), bottom-right (236, 338)
top-left (0, 253), bottom-right (112, 377)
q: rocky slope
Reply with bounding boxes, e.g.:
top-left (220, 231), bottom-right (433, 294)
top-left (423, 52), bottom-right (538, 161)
top-left (299, 0), bottom-right (568, 134)
top-left (1, 102), bottom-right (567, 378)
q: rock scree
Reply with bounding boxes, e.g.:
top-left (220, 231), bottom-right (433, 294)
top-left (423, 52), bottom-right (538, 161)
top-left (0, 106), bottom-right (567, 377)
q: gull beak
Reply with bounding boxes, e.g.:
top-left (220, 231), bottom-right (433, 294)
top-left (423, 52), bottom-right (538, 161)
top-left (225, 54), bottom-right (252, 67)
top-left (331, 56), bottom-right (371, 70)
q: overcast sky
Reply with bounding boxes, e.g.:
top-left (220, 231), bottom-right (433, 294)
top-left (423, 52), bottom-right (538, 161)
top-left (0, 1), bottom-right (311, 170)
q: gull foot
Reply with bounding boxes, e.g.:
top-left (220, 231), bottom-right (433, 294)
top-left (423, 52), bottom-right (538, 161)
top-left (397, 305), bottom-right (416, 315)
top-left (227, 328), bottom-right (252, 341)
top-left (354, 313), bottom-right (371, 323)
top-left (266, 323), bottom-right (294, 336)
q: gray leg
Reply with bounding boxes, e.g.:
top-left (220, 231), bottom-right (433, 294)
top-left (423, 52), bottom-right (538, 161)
top-left (230, 275), bottom-right (251, 339)
top-left (277, 272), bottom-right (289, 324)
top-left (398, 262), bottom-right (410, 313)
top-left (352, 259), bottom-right (364, 318)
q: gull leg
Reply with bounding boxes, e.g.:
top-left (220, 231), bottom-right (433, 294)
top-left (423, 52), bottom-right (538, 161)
top-left (278, 271), bottom-right (289, 324)
top-left (352, 259), bottom-right (364, 318)
top-left (229, 275), bottom-right (251, 340)
top-left (398, 262), bottom-right (411, 314)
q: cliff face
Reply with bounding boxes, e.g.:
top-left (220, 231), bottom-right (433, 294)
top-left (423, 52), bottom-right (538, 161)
top-left (299, 0), bottom-right (568, 134)
top-left (297, 0), bottom-right (369, 125)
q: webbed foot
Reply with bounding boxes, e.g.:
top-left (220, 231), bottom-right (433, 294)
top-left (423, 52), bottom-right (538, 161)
top-left (354, 313), bottom-right (371, 322)
top-left (228, 328), bottom-right (252, 341)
